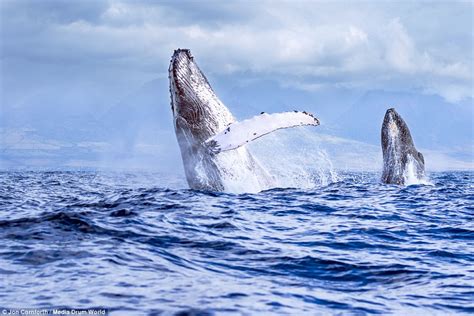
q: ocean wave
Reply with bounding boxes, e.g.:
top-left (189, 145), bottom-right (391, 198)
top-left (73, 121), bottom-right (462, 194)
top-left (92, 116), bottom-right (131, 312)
top-left (0, 171), bottom-right (472, 314)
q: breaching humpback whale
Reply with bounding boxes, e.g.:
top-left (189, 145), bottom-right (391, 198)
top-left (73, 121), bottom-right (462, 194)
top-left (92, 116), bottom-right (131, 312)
top-left (381, 108), bottom-right (425, 185)
top-left (169, 49), bottom-right (320, 192)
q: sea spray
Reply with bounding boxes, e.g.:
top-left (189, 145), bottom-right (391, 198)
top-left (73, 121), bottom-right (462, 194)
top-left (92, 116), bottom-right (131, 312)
top-left (248, 128), bottom-right (339, 189)
top-left (404, 154), bottom-right (432, 186)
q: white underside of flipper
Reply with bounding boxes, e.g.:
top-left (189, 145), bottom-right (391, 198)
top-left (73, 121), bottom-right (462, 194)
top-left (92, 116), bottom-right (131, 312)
top-left (205, 111), bottom-right (320, 153)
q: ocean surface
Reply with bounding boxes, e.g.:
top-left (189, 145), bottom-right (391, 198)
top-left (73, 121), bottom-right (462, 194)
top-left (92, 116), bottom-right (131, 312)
top-left (0, 171), bottom-right (473, 315)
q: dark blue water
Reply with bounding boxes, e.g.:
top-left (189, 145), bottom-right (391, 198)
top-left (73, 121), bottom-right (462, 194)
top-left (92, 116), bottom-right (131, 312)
top-left (0, 171), bottom-right (473, 315)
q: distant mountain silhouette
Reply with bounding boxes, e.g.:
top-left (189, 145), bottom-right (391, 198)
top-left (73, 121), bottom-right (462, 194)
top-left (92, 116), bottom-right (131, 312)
top-left (335, 90), bottom-right (473, 149)
top-left (101, 78), bottom-right (174, 145)
top-left (1, 75), bottom-right (472, 170)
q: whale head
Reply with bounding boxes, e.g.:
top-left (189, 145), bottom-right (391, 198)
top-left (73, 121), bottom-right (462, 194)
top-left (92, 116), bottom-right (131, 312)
top-left (381, 108), bottom-right (414, 152)
top-left (169, 49), bottom-right (234, 143)
top-left (168, 49), bottom-right (236, 191)
top-left (381, 108), bottom-right (425, 184)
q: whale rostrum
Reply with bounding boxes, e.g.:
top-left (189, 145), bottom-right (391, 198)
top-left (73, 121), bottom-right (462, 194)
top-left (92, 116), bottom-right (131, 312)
top-left (169, 49), bottom-right (320, 192)
top-left (381, 108), bottom-right (425, 185)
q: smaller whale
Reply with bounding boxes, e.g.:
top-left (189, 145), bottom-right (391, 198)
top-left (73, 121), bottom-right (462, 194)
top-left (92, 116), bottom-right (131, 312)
top-left (381, 108), bottom-right (425, 185)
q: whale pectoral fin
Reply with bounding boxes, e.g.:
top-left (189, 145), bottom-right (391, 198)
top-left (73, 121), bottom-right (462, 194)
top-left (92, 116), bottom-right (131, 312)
top-left (204, 111), bottom-right (320, 153)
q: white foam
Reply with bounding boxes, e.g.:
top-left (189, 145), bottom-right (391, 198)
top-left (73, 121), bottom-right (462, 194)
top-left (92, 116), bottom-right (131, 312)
top-left (403, 155), bottom-right (433, 186)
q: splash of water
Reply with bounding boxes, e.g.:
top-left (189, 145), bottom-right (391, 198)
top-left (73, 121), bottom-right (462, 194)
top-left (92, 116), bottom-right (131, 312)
top-left (248, 128), bottom-right (339, 190)
top-left (404, 155), bottom-right (432, 186)
top-left (316, 150), bottom-right (340, 185)
top-left (218, 148), bottom-right (269, 194)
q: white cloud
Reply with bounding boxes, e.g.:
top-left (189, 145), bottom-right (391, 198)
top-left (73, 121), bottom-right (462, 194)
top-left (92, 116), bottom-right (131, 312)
top-left (1, 0), bottom-right (472, 103)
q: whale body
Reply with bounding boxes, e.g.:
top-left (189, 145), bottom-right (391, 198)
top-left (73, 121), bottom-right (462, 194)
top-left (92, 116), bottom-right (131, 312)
top-left (381, 108), bottom-right (425, 185)
top-left (168, 49), bottom-right (320, 192)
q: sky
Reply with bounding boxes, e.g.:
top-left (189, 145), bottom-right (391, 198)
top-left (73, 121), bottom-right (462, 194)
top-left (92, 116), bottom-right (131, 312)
top-left (0, 0), bottom-right (473, 172)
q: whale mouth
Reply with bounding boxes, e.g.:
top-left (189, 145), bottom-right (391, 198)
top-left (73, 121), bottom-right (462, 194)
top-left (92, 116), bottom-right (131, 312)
top-left (168, 48), bottom-right (233, 139)
top-left (169, 49), bottom-right (192, 117)
top-left (383, 108), bottom-right (404, 134)
top-left (384, 108), bottom-right (398, 122)
top-left (172, 48), bottom-right (193, 58)
top-left (168, 48), bottom-right (210, 127)
top-left (170, 49), bottom-right (194, 67)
